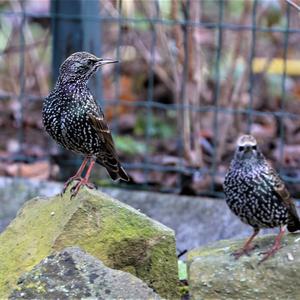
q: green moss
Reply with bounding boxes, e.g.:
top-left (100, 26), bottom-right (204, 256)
top-left (178, 285), bottom-right (189, 297)
top-left (0, 187), bottom-right (178, 299)
top-left (0, 195), bottom-right (79, 296)
top-left (21, 281), bottom-right (47, 294)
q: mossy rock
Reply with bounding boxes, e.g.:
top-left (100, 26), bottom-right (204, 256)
top-left (187, 233), bottom-right (300, 300)
top-left (10, 247), bottom-right (160, 299)
top-left (0, 186), bottom-right (179, 299)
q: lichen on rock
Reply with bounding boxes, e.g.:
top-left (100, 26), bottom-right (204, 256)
top-left (10, 247), bottom-right (161, 299)
top-left (0, 186), bottom-right (179, 299)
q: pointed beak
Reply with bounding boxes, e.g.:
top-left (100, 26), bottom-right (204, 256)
top-left (244, 146), bottom-right (252, 153)
top-left (95, 58), bottom-right (118, 67)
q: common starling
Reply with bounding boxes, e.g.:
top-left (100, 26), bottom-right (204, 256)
top-left (223, 135), bottom-right (300, 263)
top-left (43, 52), bottom-right (129, 197)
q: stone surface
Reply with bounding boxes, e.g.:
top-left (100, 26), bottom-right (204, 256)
top-left (0, 177), bottom-right (256, 249)
top-left (10, 247), bottom-right (160, 299)
top-left (0, 177), bottom-right (62, 232)
top-left (107, 189), bottom-right (255, 252)
top-left (0, 185), bottom-right (178, 299)
top-left (187, 233), bottom-right (300, 300)
top-left (1, 176), bottom-right (293, 252)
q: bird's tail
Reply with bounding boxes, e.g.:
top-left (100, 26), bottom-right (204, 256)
top-left (285, 196), bottom-right (300, 232)
top-left (96, 157), bottom-right (129, 182)
top-left (287, 215), bottom-right (300, 232)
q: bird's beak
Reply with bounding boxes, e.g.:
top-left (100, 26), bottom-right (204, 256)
top-left (95, 58), bottom-right (118, 67)
top-left (244, 146), bottom-right (252, 153)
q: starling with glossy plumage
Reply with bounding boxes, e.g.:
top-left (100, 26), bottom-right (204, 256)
top-left (223, 135), bottom-right (300, 263)
top-left (43, 52), bottom-right (129, 197)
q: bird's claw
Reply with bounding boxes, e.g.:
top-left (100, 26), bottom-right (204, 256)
top-left (258, 245), bottom-right (282, 264)
top-left (61, 176), bottom-right (83, 196)
top-left (232, 244), bottom-right (258, 259)
top-left (232, 250), bottom-right (249, 260)
top-left (70, 179), bottom-right (96, 199)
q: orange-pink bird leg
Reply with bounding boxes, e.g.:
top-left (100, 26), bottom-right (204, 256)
top-left (70, 159), bottom-right (96, 198)
top-left (233, 228), bottom-right (260, 259)
top-left (259, 226), bottom-right (285, 264)
top-left (62, 157), bottom-right (90, 194)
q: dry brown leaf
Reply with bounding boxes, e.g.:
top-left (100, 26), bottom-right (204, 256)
top-left (5, 161), bottom-right (55, 180)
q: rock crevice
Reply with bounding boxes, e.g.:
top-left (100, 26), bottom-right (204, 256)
top-left (10, 247), bottom-right (161, 299)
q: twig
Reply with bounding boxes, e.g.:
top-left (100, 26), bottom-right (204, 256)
top-left (216, 1), bottom-right (251, 161)
top-left (186, 0), bottom-right (204, 166)
top-left (217, 1), bottom-right (270, 161)
top-left (0, 36), bottom-right (49, 56)
top-left (286, 0), bottom-right (300, 11)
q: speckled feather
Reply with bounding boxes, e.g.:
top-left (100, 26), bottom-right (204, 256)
top-left (43, 52), bottom-right (129, 181)
top-left (224, 135), bottom-right (300, 232)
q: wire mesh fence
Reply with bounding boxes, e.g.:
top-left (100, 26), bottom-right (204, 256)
top-left (1, 0), bottom-right (300, 198)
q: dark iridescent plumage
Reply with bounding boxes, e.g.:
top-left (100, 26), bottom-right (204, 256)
top-left (223, 135), bottom-right (300, 262)
top-left (43, 52), bottom-right (129, 196)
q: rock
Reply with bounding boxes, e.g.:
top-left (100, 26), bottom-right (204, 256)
top-left (10, 247), bottom-right (160, 299)
top-left (0, 176), bottom-right (259, 251)
top-left (0, 186), bottom-right (179, 299)
top-left (1, 176), bottom-right (284, 255)
top-left (0, 176), bottom-right (62, 232)
top-left (187, 233), bottom-right (300, 300)
top-left (107, 189), bottom-right (255, 252)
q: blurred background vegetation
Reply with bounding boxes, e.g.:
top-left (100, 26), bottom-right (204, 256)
top-left (1, 0), bottom-right (300, 198)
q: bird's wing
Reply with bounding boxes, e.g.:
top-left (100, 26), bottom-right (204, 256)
top-left (88, 110), bottom-right (129, 181)
top-left (266, 166), bottom-right (291, 204)
top-left (265, 164), bottom-right (300, 226)
top-left (88, 110), bottom-right (118, 158)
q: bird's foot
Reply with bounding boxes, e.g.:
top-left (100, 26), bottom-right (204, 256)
top-left (61, 176), bottom-right (83, 195)
top-left (258, 244), bottom-right (282, 264)
top-left (70, 178), bottom-right (95, 198)
top-left (232, 244), bottom-right (257, 259)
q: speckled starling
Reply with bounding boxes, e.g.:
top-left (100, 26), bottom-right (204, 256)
top-left (43, 52), bottom-right (129, 197)
top-left (223, 135), bottom-right (300, 263)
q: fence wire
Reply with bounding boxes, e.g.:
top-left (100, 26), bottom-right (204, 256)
top-left (1, 0), bottom-right (300, 199)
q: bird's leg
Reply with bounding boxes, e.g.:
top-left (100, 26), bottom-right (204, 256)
top-left (62, 157), bottom-right (90, 194)
top-left (259, 226), bottom-right (285, 264)
top-left (232, 228), bottom-right (259, 259)
top-left (70, 159), bottom-right (96, 198)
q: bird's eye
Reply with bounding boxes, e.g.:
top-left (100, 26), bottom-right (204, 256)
top-left (87, 59), bottom-right (94, 66)
top-left (252, 145), bottom-right (257, 150)
top-left (238, 146), bottom-right (244, 151)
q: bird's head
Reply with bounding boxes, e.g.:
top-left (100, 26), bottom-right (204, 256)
top-left (58, 51), bottom-right (118, 84)
top-left (234, 134), bottom-right (262, 161)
